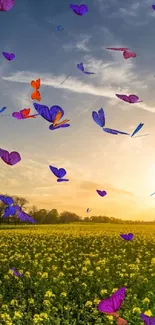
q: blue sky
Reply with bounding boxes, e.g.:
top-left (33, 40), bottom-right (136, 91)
top-left (1, 0), bottom-right (155, 220)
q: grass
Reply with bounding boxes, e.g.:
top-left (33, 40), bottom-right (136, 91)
top-left (0, 223), bottom-right (155, 324)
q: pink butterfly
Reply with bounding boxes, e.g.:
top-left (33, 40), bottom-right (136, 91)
top-left (115, 94), bottom-right (142, 104)
top-left (123, 50), bottom-right (136, 59)
top-left (98, 287), bottom-right (128, 325)
top-left (106, 47), bottom-right (136, 59)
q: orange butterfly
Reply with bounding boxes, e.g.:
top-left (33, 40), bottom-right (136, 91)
top-left (31, 78), bottom-right (41, 101)
top-left (52, 110), bottom-right (70, 127)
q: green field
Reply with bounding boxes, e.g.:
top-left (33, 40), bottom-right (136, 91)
top-left (0, 223), bottom-right (155, 324)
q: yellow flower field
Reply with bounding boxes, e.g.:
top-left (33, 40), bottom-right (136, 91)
top-left (0, 223), bottom-right (155, 324)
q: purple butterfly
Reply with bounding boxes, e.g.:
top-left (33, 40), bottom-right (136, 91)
top-left (77, 62), bottom-right (95, 75)
top-left (92, 108), bottom-right (129, 135)
top-left (70, 4), bottom-right (88, 16)
top-left (96, 190), bottom-right (107, 197)
top-left (86, 208), bottom-right (91, 213)
top-left (152, 5), bottom-right (155, 10)
top-left (33, 103), bottom-right (70, 130)
top-left (120, 233), bottom-right (134, 241)
top-left (98, 287), bottom-right (127, 325)
top-left (0, 0), bottom-right (14, 11)
top-left (2, 52), bottom-right (15, 61)
top-left (140, 313), bottom-right (155, 325)
top-left (115, 94), bottom-right (142, 104)
top-left (0, 148), bottom-right (21, 166)
top-left (10, 268), bottom-right (23, 277)
top-left (49, 165), bottom-right (69, 182)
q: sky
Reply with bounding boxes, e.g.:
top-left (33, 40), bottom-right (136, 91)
top-left (1, 0), bottom-right (155, 220)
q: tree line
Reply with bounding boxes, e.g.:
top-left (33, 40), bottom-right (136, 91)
top-left (0, 194), bottom-right (155, 225)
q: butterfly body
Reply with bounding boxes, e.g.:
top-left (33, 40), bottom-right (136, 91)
top-left (31, 78), bottom-right (41, 101)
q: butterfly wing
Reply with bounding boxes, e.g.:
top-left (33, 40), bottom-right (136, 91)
top-left (120, 234), bottom-right (128, 240)
top-left (92, 109), bottom-right (105, 127)
top-left (20, 108), bottom-right (30, 117)
top-left (77, 62), bottom-right (84, 72)
top-left (33, 103), bottom-right (53, 122)
top-left (0, 107), bottom-right (6, 113)
top-left (1, 150), bottom-right (21, 166)
top-left (50, 105), bottom-right (64, 122)
top-left (70, 4), bottom-right (88, 15)
top-left (0, 0), bottom-right (14, 11)
top-left (103, 128), bottom-right (129, 135)
top-left (128, 233), bottom-right (134, 240)
top-left (31, 78), bottom-right (40, 89)
top-left (31, 90), bottom-right (41, 101)
top-left (123, 51), bottom-right (136, 59)
top-left (98, 296), bottom-right (116, 313)
top-left (49, 123), bottom-right (70, 130)
top-left (83, 71), bottom-right (95, 75)
top-left (106, 47), bottom-right (129, 51)
top-left (140, 313), bottom-right (154, 325)
top-left (12, 112), bottom-right (23, 119)
top-left (53, 110), bottom-right (63, 126)
top-left (49, 165), bottom-right (59, 177)
top-left (57, 168), bottom-right (66, 178)
top-left (152, 5), bottom-right (155, 10)
top-left (79, 4), bottom-right (88, 15)
top-left (128, 95), bottom-right (139, 103)
top-left (0, 195), bottom-right (14, 205)
top-left (96, 190), bottom-right (107, 197)
top-left (115, 94), bottom-right (130, 102)
top-left (57, 178), bottom-right (69, 182)
top-left (131, 123), bottom-right (144, 137)
top-left (103, 128), bottom-right (118, 135)
top-left (2, 52), bottom-right (10, 60)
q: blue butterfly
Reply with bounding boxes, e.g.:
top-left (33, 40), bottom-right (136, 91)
top-left (56, 25), bottom-right (64, 32)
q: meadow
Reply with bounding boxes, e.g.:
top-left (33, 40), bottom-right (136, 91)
top-left (0, 223), bottom-right (155, 325)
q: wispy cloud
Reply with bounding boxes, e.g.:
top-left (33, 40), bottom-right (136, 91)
top-left (63, 35), bottom-right (91, 53)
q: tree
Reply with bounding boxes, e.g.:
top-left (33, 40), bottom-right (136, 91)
top-left (44, 209), bottom-right (59, 224)
top-left (12, 196), bottom-right (29, 211)
top-left (33, 209), bottom-right (48, 224)
top-left (59, 211), bottom-right (81, 223)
